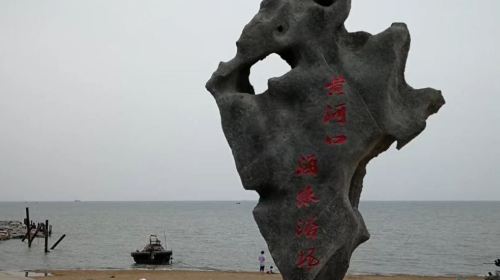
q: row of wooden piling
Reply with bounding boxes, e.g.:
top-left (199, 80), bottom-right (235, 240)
top-left (24, 207), bottom-right (66, 253)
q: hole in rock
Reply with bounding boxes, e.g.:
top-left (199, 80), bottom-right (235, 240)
top-left (249, 54), bottom-right (292, 94)
top-left (314, 0), bottom-right (335, 7)
top-left (277, 25), bottom-right (284, 33)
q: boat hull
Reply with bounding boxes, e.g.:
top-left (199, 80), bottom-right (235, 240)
top-left (131, 251), bottom-right (172, 265)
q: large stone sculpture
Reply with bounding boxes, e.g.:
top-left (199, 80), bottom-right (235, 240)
top-left (206, 0), bottom-right (445, 279)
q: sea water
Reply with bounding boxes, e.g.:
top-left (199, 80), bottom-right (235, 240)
top-left (0, 201), bottom-right (498, 276)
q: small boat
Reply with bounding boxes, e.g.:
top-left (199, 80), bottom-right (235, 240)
top-left (131, 235), bottom-right (172, 265)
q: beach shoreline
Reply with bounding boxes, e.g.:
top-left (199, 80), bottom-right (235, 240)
top-left (15, 270), bottom-right (484, 280)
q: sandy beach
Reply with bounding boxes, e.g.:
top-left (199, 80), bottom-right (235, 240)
top-left (27, 270), bottom-right (483, 280)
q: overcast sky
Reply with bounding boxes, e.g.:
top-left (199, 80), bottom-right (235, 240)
top-left (0, 0), bottom-right (498, 201)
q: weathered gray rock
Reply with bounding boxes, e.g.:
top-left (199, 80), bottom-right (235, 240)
top-left (206, 1), bottom-right (444, 279)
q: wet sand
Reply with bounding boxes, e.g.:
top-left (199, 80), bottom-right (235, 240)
top-left (31, 270), bottom-right (483, 280)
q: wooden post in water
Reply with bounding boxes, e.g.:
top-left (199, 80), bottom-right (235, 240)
top-left (50, 234), bottom-right (66, 250)
top-left (44, 220), bottom-right (49, 253)
top-left (25, 207), bottom-right (30, 247)
top-left (21, 232), bottom-right (29, 242)
top-left (29, 225), bottom-right (40, 245)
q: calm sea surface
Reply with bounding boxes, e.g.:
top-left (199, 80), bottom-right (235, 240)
top-left (0, 201), bottom-right (498, 276)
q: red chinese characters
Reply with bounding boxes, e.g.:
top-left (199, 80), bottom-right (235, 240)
top-left (293, 75), bottom-right (351, 272)
top-left (296, 217), bottom-right (319, 240)
top-left (295, 155), bottom-right (318, 177)
top-left (323, 75), bottom-right (348, 147)
top-left (325, 76), bottom-right (346, 96)
top-left (325, 135), bottom-right (347, 145)
top-left (296, 248), bottom-right (320, 271)
top-left (296, 185), bottom-right (320, 209)
top-left (295, 187), bottom-right (321, 270)
top-left (323, 104), bottom-right (346, 125)
top-left (294, 175), bottom-right (321, 270)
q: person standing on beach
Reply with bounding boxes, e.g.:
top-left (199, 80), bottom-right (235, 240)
top-left (258, 251), bottom-right (266, 273)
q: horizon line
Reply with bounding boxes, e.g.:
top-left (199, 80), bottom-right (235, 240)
top-left (0, 200), bottom-right (499, 203)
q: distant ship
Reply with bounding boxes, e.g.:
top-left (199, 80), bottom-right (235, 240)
top-left (131, 235), bottom-right (172, 265)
